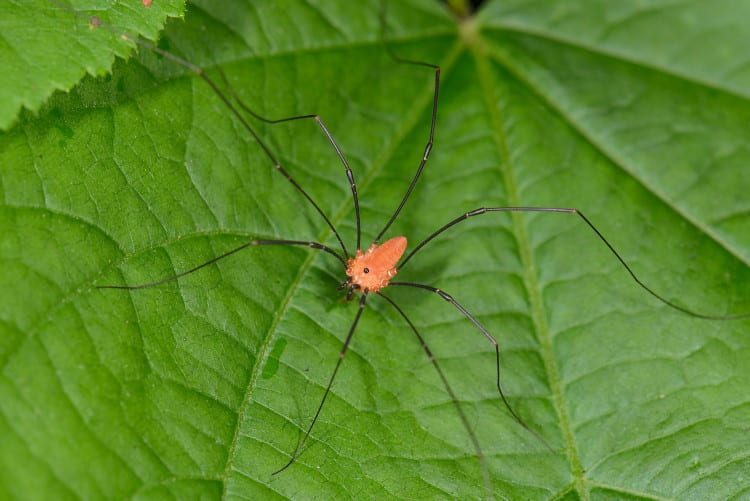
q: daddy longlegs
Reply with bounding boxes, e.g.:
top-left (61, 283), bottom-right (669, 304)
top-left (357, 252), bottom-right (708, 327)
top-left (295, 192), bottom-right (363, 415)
top-left (58, 1), bottom-right (750, 497)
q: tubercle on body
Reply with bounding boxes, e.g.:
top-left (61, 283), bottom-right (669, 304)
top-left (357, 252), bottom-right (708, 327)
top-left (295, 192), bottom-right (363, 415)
top-left (346, 236), bottom-right (407, 293)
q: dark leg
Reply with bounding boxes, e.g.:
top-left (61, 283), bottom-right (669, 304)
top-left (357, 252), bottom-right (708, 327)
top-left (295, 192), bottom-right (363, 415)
top-left (97, 239), bottom-right (345, 290)
top-left (273, 292), bottom-right (369, 475)
top-left (217, 69), bottom-right (362, 251)
top-left (398, 206), bottom-right (750, 321)
top-left (373, 5), bottom-right (441, 243)
top-left (389, 281), bottom-right (554, 451)
top-left (377, 292), bottom-right (492, 497)
top-left (64, 7), bottom-right (351, 258)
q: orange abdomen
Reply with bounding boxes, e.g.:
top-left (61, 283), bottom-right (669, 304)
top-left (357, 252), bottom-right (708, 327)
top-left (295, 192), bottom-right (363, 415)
top-left (346, 236), bottom-right (407, 292)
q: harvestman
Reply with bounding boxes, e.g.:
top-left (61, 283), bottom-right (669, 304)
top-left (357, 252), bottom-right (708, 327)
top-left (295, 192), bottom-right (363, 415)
top-left (62, 2), bottom-right (750, 493)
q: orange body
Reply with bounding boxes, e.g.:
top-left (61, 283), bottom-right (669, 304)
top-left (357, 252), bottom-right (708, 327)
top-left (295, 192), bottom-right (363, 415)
top-left (346, 236), bottom-right (407, 293)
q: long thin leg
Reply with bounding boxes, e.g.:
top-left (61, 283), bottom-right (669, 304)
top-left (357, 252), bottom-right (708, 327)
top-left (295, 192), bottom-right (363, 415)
top-left (97, 239), bottom-right (345, 290)
top-left (273, 292), bottom-right (369, 475)
top-left (217, 69), bottom-right (362, 251)
top-left (56, 5), bottom-right (351, 258)
top-left (398, 207), bottom-right (750, 321)
top-left (373, 4), bottom-right (441, 244)
top-left (389, 281), bottom-right (553, 451)
top-left (377, 292), bottom-right (493, 498)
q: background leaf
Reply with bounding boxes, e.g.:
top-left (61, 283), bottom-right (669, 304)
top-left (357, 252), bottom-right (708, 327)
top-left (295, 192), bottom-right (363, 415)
top-left (2, 0), bottom-right (750, 499)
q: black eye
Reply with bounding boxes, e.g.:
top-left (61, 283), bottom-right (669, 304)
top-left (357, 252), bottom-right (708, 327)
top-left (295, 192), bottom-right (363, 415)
top-left (363, 267), bottom-right (369, 273)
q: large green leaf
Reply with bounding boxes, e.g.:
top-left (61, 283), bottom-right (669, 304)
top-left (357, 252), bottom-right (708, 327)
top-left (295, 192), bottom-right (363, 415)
top-left (2, 0), bottom-right (750, 499)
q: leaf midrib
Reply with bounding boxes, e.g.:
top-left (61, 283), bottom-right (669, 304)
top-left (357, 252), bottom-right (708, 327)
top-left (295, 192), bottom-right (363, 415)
top-left (468, 17), bottom-right (587, 500)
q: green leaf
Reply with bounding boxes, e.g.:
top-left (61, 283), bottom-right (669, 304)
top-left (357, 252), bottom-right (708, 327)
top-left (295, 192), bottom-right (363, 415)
top-left (2, 0), bottom-right (750, 499)
top-left (0, 0), bottom-right (185, 130)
